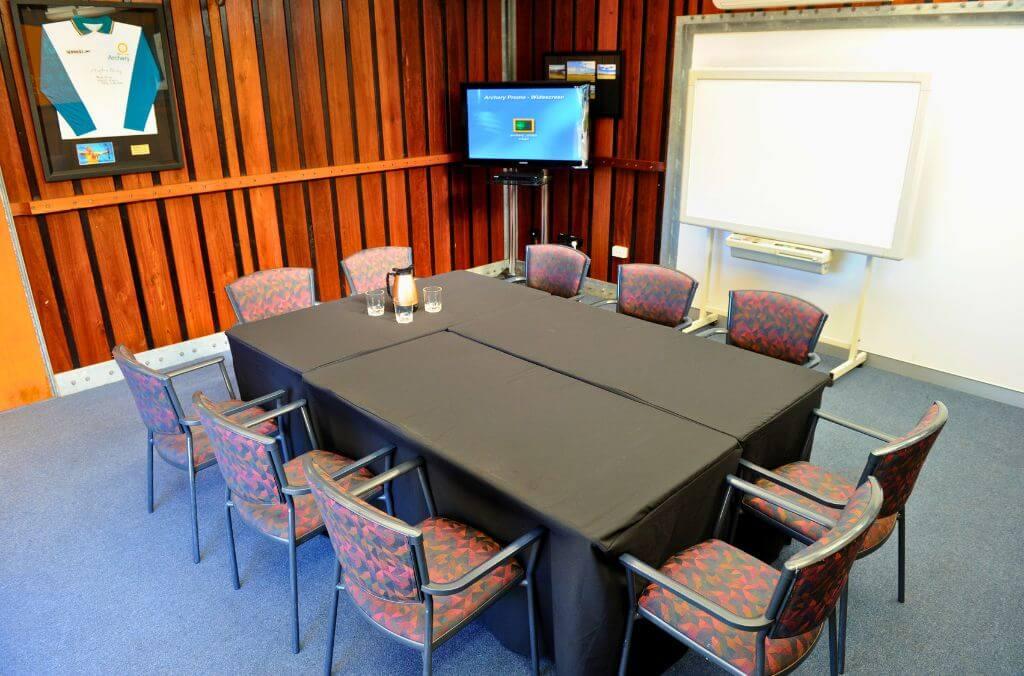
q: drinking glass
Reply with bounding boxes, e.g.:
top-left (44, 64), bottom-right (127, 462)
top-left (366, 289), bottom-right (385, 317)
top-left (423, 286), bottom-right (443, 313)
top-left (395, 304), bottom-right (414, 324)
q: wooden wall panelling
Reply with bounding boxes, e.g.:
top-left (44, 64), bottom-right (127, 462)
top-left (466, 0), bottom-right (490, 268)
top-left (548, 1), bottom-right (573, 249)
top-left (486, 0), bottom-right (504, 265)
top-left (570, 0), bottom-right (596, 253)
top-left (422, 0), bottom-right (452, 274)
top-left (444, 0), bottom-right (471, 271)
top-left (373, 0), bottom-right (411, 251)
top-left (587, 0), bottom-right (620, 281)
top-left (398, 0), bottom-right (434, 277)
top-left (346, 0), bottom-right (388, 250)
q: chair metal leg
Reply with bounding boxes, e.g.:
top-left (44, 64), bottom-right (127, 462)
top-left (289, 508), bottom-right (300, 654)
top-left (898, 508), bottom-right (906, 603)
top-left (323, 563), bottom-right (342, 676)
top-left (422, 598), bottom-right (434, 676)
top-left (526, 578), bottom-right (540, 676)
top-left (828, 611), bottom-right (839, 676)
top-left (618, 572), bottom-right (638, 676)
top-left (187, 437), bottom-right (200, 564)
top-left (225, 488), bottom-right (240, 589)
top-left (146, 433), bottom-right (155, 513)
top-left (838, 583), bottom-right (849, 674)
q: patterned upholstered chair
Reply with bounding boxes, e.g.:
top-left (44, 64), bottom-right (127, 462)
top-left (305, 454), bottom-right (545, 675)
top-left (619, 476), bottom-right (882, 676)
top-left (698, 290), bottom-right (828, 368)
top-left (340, 246), bottom-right (413, 295)
top-left (193, 391), bottom-right (390, 653)
top-left (113, 344), bottom-right (277, 564)
top-left (737, 401), bottom-right (947, 672)
top-left (509, 243), bottom-right (591, 298)
top-left (592, 264), bottom-right (698, 329)
top-left (226, 267), bottom-right (316, 323)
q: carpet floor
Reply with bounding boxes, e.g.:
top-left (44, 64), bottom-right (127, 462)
top-left (1, 352), bottom-right (1021, 675)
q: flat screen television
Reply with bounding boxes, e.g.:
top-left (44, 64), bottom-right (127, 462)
top-left (463, 82), bottom-right (590, 167)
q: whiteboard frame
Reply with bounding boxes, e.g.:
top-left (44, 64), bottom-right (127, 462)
top-left (678, 69), bottom-right (930, 261)
top-left (659, 2), bottom-right (1024, 269)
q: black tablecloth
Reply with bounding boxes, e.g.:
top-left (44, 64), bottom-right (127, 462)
top-left (226, 271), bottom-right (547, 452)
top-left (304, 333), bottom-right (742, 676)
top-left (450, 295), bottom-right (830, 468)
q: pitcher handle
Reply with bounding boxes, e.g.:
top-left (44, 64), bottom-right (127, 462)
top-left (385, 271), bottom-right (395, 300)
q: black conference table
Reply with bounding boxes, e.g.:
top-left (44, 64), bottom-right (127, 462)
top-left (227, 271), bottom-right (830, 675)
top-left (227, 270), bottom-right (547, 453)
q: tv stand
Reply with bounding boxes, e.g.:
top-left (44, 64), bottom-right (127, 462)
top-left (491, 169), bottom-right (550, 276)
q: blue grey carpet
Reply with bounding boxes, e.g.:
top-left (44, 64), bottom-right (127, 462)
top-left (0, 353), bottom-right (1021, 675)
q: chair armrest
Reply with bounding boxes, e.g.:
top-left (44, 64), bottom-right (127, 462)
top-left (674, 317), bottom-right (693, 331)
top-left (813, 409), bottom-right (896, 443)
top-left (804, 353), bottom-right (822, 369)
top-left (726, 474), bottom-right (837, 527)
top-left (219, 389), bottom-right (287, 417)
top-left (736, 460), bottom-right (847, 511)
top-left (620, 554), bottom-right (772, 632)
top-left (283, 446), bottom-right (396, 497)
top-left (697, 327), bottom-right (727, 339)
top-left (568, 293), bottom-right (587, 302)
top-left (179, 417), bottom-right (200, 428)
top-left (422, 527), bottom-right (545, 597)
top-left (349, 458), bottom-right (424, 499)
top-left (164, 355), bottom-right (237, 399)
top-left (591, 298), bottom-right (618, 309)
top-left (506, 276), bottom-right (526, 285)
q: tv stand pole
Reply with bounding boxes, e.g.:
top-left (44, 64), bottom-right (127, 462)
top-left (491, 169), bottom-right (550, 276)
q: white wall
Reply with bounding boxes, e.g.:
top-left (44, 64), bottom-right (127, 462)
top-left (673, 26), bottom-right (1024, 393)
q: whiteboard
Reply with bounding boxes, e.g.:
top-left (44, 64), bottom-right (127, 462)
top-left (679, 70), bottom-right (929, 259)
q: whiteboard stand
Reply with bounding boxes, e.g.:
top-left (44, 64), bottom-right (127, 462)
top-left (682, 227), bottom-right (719, 333)
top-left (830, 255), bottom-right (874, 381)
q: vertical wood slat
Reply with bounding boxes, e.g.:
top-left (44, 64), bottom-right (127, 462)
top-left (1, 0), bottom-right (496, 370)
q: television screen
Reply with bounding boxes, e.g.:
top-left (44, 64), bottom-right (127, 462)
top-left (463, 83), bottom-right (590, 167)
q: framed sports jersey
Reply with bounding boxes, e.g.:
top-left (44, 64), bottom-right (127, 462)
top-left (10, 1), bottom-right (183, 180)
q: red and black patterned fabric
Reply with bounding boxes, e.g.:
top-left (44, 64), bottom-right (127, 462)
top-left (743, 462), bottom-right (897, 554)
top-left (305, 456), bottom-right (523, 647)
top-left (772, 482), bottom-right (877, 639)
top-left (616, 264), bottom-right (698, 327)
top-left (114, 346), bottom-right (182, 435)
top-left (233, 451), bottom-right (373, 541)
top-left (154, 399), bottom-right (272, 470)
top-left (196, 399), bottom-right (284, 504)
top-left (524, 244), bottom-right (590, 298)
top-left (344, 517), bottom-right (523, 645)
top-left (871, 403), bottom-right (946, 517)
top-left (727, 290), bottom-right (827, 365)
top-left (638, 539), bottom-right (821, 674)
top-left (340, 246), bottom-right (413, 295)
top-left (226, 267), bottom-right (316, 323)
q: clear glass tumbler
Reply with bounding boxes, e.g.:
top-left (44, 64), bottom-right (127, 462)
top-left (395, 304), bottom-right (414, 324)
top-left (366, 289), bottom-right (386, 317)
top-left (423, 286), bottom-right (442, 313)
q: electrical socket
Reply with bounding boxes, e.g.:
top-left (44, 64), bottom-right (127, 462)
top-left (612, 245), bottom-right (629, 259)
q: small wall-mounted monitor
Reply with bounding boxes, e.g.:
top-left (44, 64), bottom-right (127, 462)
top-left (463, 82), bottom-right (590, 167)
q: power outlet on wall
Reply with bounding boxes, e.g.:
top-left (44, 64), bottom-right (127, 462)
top-left (612, 245), bottom-right (629, 259)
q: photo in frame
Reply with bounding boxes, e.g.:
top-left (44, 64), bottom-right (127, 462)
top-left (9, 0), bottom-right (184, 181)
top-left (543, 51), bottom-right (623, 118)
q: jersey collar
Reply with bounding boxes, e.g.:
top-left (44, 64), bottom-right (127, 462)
top-left (71, 16), bottom-right (113, 35)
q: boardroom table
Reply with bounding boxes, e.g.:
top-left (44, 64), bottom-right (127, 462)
top-left (227, 271), bottom-right (830, 676)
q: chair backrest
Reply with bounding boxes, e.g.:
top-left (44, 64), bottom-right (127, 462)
top-left (340, 246), bottom-right (413, 296)
top-left (616, 264), bottom-right (698, 327)
top-left (862, 401), bottom-right (947, 518)
top-left (225, 267), bottom-right (316, 323)
top-left (524, 244), bottom-right (591, 298)
top-left (113, 344), bottom-right (183, 435)
top-left (727, 290), bottom-right (828, 365)
top-left (769, 478), bottom-right (882, 639)
top-left (304, 454), bottom-right (423, 603)
top-left (193, 392), bottom-right (283, 505)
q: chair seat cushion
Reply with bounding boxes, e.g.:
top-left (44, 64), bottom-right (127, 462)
top-left (639, 539), bottom-right (821, 675)
top-left (154, 400), bottom-right (275, 470)
top-left (345, 517), bottom-right (523, 646)
top-left (233, 450), bottom-right (374, 541)
top-left (742, 461), bottom-right (897, 554)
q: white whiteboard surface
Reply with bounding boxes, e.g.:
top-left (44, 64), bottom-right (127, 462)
top-left (681, 70), bottom-right (928, 259)
top-left (669, 24), bottom-right (1024, 394)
